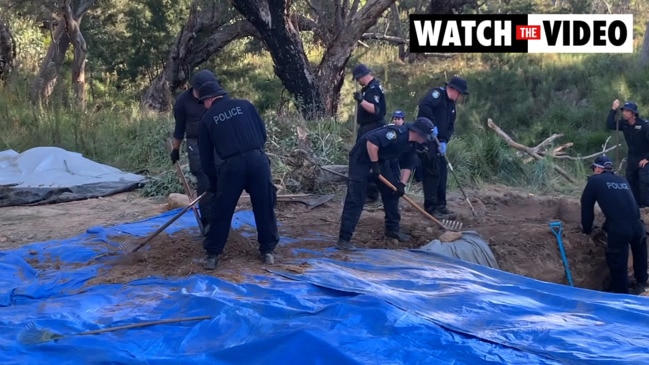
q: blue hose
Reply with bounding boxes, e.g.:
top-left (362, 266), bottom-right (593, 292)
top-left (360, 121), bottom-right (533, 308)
top-left (549, 221), bottom-right (574, 287)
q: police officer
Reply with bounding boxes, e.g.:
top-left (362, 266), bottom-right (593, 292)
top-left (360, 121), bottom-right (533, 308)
top-left (170, 69), bottom-right (221, 236)
top-left (197, 81), bottom-right (279, 270)
top-left (353, 64), bottom-right (387, 203)
top-left (416, 76), bottom-right (469, 219)
top-left (581, 155), bottom-right (648, 294)
top-left (337, 117), bottom-right (438, 250)
top-left (352, 64), bottom-right (387, 141)
top-left (606, 100), bottom-right (649, 207)
top-left (390, 110), bottom-right (423, 183)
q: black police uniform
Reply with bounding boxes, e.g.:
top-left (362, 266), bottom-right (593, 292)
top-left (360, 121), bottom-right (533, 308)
top-left (172, 70), bottom-right (221, 231)
top-left (198, 85), bottom-right (279, 259)
top-left (606, 111), bottom-right (649, 207)
top-left (581, 171), bottom-right (648, 293)
top-left (338, 125), bottom-right (418, 243)
top-left (356, 78), bottom-right (387, 141)
top-left (417, 86), bottom-right (456, 214)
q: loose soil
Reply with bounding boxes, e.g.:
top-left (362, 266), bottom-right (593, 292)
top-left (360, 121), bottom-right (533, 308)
top-left (2, 186), bottom-right (647, 292)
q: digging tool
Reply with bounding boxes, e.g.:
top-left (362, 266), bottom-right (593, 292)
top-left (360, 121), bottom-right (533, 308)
top-left (549, 221), bottom-right (574, 287)
top-left (166, 138), bottom-right (205, 235)
top-left (378, 174), bottom-right (462, 231)
top-left (119, 193), bottom-right (206, 254)
top-left (433, 135), bottom-right (478, 217)
top-left (18, 315), bottom-right (212, 344)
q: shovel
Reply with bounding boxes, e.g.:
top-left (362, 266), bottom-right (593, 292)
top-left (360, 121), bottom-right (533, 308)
top-left (166, 138), bottom-right (205, 235)
top-left (119, 193), bottom-right (206, 254)
top-left (378, 175), bottom-right (462, 231)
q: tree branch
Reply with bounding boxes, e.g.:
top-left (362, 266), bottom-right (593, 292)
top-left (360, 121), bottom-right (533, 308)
top-left (487, 118), bottom-right (577, 183)
top-left (360, 32), bottom-right (407, 44)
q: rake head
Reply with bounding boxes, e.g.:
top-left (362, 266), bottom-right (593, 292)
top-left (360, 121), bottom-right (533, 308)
top-left (18, 321), bottom-right (64, 344)
top-left (441, 219), bottom-right (463, 231)
top-left (119, 239), bottom-right (141, 254)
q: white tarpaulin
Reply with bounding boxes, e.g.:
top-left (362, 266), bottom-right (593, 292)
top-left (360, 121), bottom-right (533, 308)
top-left (0, 147), bottom-right (145, 206)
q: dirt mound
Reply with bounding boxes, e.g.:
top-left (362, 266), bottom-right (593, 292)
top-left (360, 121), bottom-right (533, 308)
top-left (451, 191), bottom-right (610, 290)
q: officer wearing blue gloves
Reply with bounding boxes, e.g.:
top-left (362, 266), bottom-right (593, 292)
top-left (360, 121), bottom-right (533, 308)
top-left (197, 81), bottom-right (279, 270)
top-left (337, 117), bottom-right (438, 250)
top-left (606, 99), bottom-right (649, 207)
top-left (417, 76), bottom-right (469, 219)
top-left (581, 155), bottom-right (648, 295)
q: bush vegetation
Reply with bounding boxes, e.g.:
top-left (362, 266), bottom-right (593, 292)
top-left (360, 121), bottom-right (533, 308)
top-left (2, 12), bottom-right (649, 198)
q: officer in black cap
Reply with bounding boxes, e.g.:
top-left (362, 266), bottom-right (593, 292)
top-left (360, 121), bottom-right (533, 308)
top-left (352, 64), bottom-right (387, 140)
top-left (337, 117), bottom-right (438, 250)
top-left (352, 64), bottom-right (387, 203)
top-left (170, 70), bottom-right (222, 236)
top-left (416, 75), bottom-right (469, 219)
top-left (581, 155), bottom-right (648, 295)
top-left (197, 81), bottom-right (279, 270)
top-left (606, 99), bottom-right (649, 207)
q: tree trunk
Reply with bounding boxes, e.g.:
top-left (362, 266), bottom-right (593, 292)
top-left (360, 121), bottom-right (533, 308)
top-left (30, 0), bottom-right (95, 106)
top-left (389, 2), bottom-right (406, 62)
top-left (63, 4), bottom-right (88, 110)
top-left (141, 2), bottom-right (257, 112)
top-left (639, 21), bottom-right (649, 68)
top-left (30, 20), bottom-right (70, 105)
top-left (314, 0), bottom-right (397, 116)
top-left (232, 0), bottom-right (326, 120)
top-left (0, 19), bottom-right (16, 79)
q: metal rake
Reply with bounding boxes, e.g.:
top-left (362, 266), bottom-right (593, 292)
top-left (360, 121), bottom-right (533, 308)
top-left (119, 192), bottom-right (206, 254)
top-left (378, 175), bottom-right (463, 231)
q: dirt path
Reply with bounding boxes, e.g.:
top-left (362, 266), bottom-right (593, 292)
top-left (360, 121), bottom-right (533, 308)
top-left (1, 185), bottom-right (626, 291)
top-left (0, 192), bottom-right (166, 249)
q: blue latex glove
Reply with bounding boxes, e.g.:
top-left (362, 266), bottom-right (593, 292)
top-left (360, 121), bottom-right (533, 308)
top-left (438, 141), bottom-right (447, 155)
top-left (432, 126), bottom-right (438, 138)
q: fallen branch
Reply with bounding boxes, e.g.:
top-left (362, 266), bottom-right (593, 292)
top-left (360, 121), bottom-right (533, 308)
top-left (487, 118), bottom-right (577, 183)
top-left (546, 145), bottom-right (620, 160)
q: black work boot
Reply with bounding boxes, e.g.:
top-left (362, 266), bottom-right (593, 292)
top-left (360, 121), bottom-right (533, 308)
top-left (631, 282), bottom-right (647, 295)
top-left (262, 252), bottom-right (275, 265)
top-left (336, 239), bottom-right (357, 251)
top-left (385, 231), bottom-right (411, 242)
top-left (202, 255), bottom-right (218, 270)
top-left (434, 206), bottom-right (457, 220)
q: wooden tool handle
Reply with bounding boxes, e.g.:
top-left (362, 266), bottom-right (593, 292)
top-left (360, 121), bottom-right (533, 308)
top-left (377, 174), bottom-right (448, 230)
top-left (133, 192), bottom-right (206, 252)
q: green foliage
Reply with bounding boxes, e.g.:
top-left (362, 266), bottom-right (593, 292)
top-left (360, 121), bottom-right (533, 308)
top-left (3, 0), bottom-right (649, 197)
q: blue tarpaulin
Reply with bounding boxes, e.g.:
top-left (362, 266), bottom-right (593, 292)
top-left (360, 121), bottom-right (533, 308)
top-left (1, 209), bottom-right (649, 364)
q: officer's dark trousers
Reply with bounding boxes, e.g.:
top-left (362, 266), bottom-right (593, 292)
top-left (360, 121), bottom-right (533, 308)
top-left (187, 139), bottom-right (215, 225)
top-left (626, 162), bottom-right (649, 207)
top-left (604, 219), bottom-right (648, 293)
top-left (204, 150), bottom-right (279, 256)
top-left (418, 151), bottom-right (448, 213)
top-left (357, 121), bottom-right (386, 201)
top-left (338, 158), bottom-right (401, 242)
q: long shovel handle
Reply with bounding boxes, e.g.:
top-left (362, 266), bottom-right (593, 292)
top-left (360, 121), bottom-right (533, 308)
top-left (433, 136), bottom-right (478, 217)
top-left (132, 192), bottom-right (206, 252)
top-left (377, 174), bottom-right (450, 230)
top-left (166, 138), bottom-right (204, 232)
